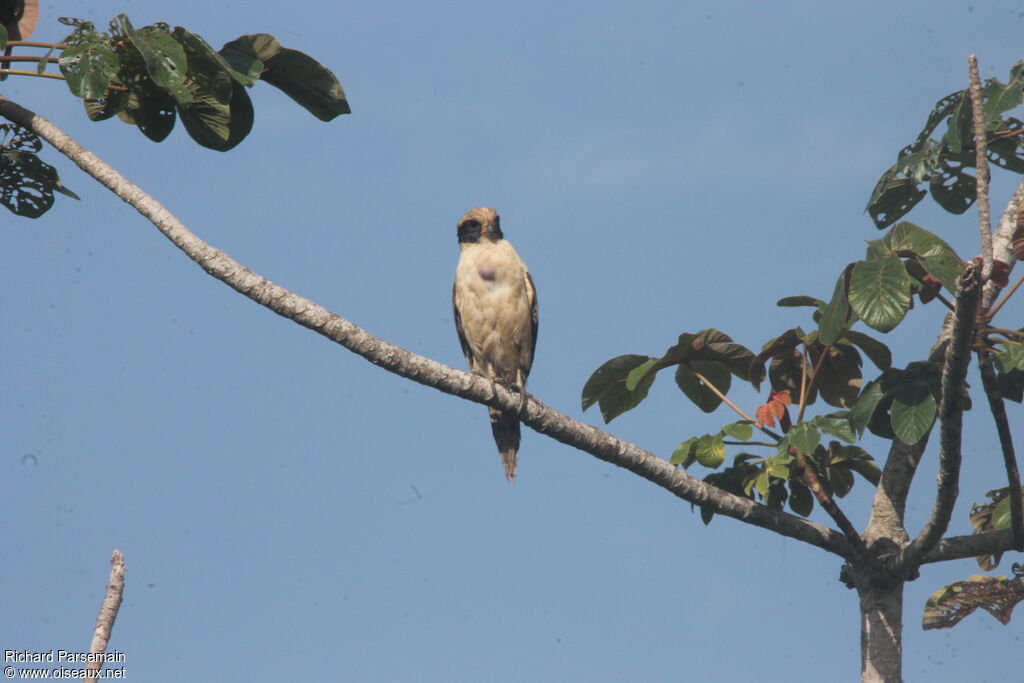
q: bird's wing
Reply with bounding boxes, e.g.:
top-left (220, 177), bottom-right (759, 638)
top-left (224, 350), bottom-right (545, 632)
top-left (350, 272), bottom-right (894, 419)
top-left (526, 270), bottom-right (539, 372)
top-left (452, 280), bottom-right (474, 367)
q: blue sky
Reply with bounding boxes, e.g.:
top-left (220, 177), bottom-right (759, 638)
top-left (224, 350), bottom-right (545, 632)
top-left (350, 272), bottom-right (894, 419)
top-left (3, 1), bottom-right (1024, 680)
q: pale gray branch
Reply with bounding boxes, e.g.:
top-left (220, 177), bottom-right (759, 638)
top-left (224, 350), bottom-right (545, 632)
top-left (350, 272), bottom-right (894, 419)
top-left (0, 99), bottom-right (855, 560)
top-left (84, 550), bottom-right (125, 683)
top-left (919, 528), bottom-right (1019, 565)
top-left (968, 55), bottom-right (993, 280)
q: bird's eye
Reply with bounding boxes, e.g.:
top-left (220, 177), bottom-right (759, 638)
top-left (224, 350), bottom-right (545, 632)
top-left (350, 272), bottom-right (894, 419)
top-left (458, 219), bottom-right (483, 243)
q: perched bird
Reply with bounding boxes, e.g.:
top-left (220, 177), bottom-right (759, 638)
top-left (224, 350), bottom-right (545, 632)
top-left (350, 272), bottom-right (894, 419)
top-left (453, 207), bottom-right (538, 481)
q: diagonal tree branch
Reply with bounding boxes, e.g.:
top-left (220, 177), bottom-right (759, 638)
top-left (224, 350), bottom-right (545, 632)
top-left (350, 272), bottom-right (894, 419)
top-left (902, 262), bottom-right (982, 567)
top-left (0, 98), bottom-right (856, 561)
top-left (84, 550), bottom-right (125, 683)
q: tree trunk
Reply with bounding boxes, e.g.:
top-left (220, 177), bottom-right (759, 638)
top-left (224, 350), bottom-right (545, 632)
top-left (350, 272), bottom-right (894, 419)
top-left (857, 578), bottom-right (904, 682)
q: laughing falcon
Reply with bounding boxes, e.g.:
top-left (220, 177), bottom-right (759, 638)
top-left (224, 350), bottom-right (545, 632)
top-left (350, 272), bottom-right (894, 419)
top-left (453, 207), bottom-right (538, 482)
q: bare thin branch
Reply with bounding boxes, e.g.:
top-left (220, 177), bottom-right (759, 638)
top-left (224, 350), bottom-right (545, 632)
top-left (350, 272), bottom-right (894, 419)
top-left (0, 98), bottom-right (855, 560)
top-left (84, 550), bottom-right (125, 683)
top-left (968, 55), bottom-right (993, 280)
top-left (988, 273), bottom-right (1024, 319)
top-left (903, 263), bottom-right (982, 565)
top-left (977, 359), bottom-right (1024, 549)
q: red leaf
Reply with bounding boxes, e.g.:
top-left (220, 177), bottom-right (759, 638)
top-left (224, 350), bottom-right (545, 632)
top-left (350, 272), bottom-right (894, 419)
top-left (991, 260), bottom-right (1010, 288)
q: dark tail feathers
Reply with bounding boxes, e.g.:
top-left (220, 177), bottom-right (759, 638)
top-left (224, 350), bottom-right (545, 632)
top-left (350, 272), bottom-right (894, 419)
top-left (488, 407), bottom-right (520, 482)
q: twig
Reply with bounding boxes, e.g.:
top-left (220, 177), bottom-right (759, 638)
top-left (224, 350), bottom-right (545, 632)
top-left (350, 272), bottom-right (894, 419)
top-left (903, 262), bottom-right (982, 566)
top-left (793, 453), bottom-right (875, 567)
top-left (977, 358), bottom-right (1024, 550)
top-left (985, 326), bottom-right (1024, 338)
top-left (988, 273), bottom-right (1024, 319)
top-left (84, 550), bottom-right (125, 683)
top-left (968, 55), bottom-right (994, 281)
top-left (796, 345), bottom-right (829, 424)
top-left (3, 41), bottom-right (66, 50)
top-left (0, 69), bottom-right (65, 81)
top-left (690, 369), bottom-right (783, 441)
top-left (0, 97), bottom-right (858, 561)
top-left (0, 56), bottom-right (60, 64)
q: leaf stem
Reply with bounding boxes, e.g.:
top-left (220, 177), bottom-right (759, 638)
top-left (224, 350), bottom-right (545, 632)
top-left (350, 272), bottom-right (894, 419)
top-left (0, 69), bottom-right (65, 81)
top-left (3, 41), bottom-right (66, 50)
top-left (988, 274), bottom-right (1024, 320)
top-left (690, 369), bottom-right (783, 442)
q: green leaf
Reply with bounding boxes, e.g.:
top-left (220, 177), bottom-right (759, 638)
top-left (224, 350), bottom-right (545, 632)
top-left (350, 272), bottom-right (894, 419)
top-left (890, 379), bottom-right (937, 445)
top-left (170, 27), bottom-right (257, 151)
top-left (982, 77), bottom-right (1024, 121)
top-left (843, 330), bottom-right (892, 371)
top-left (769, 348), bottom-right (811, 403)
top-left (994, 344), bottom-right (1024, 373)
top-left (847, 456), bottom-right (882, 486)
top-left (777, 296), bottom-right (823, 308)
top-left (221, 34), bottom-right (350, 120)
top-left (848, 254), bottom-right (912, 333)
top-left (788, 479), bottom-right (814, 516)
top-left (0, 23), bottom-right (7, 52)
top-left (118, 84), bottom-right (177, 142)
top-left (0, 125), bottom-right (79, 218)
top-left (811, 412), bottom-right (856, 444)
top-left (670, 437), bottom-right (698, 467)
top-left (997, 367), bottom-right (1024, 403)
top-left (814, 342), bottom-right (863, 409)
top-left (722, 421), bottom-right (754, 441)
top-left (750, 328), bottom-right (803, 392)
top-left (991, 492), bottom-right (1024, 531)
top-left (695, 434), bottom-right (726, 469)
top-left (116, 16), bottom-right (190, 102)
top-left (581, 354), bottom-right (657, 423)
top-left (785, 422), bottom-right (821, 456)
top-left (83, 89), bottom-right (130, 121)
top-left (944, 89), bottom-right (973, 154)
top-left (676, 360), bottom-right (730, 413)
top-left (827, 464), bottom-right (855, 498)
top-left (929, 159), bottom-right (976, 215)
top-left (765, 453), bottom-right (793, 479)
top-left (625, 357), bottom-right (660, 391)
top-left (59, 35), bottom-right (120, 100)
top-left (865, 167), bottom-right (927, 230)
top-left (750, 469), bottom-right (772, 497)
top-left (885, 222), bottom-right (961, 262)
top-left (849, 375), bottom-right (891, 439)
top-left (819, 268), bottom-right (856, 346)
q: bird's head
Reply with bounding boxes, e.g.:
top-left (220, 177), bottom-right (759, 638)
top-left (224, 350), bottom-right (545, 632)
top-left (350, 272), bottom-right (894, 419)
top-left (457, 207), bottom-right (503, 245)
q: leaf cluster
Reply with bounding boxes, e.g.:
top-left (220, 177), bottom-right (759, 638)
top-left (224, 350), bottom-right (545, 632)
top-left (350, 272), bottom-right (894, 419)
top-left (0, 122), bottom-right (77, 217)
top-left (867, 62), bottom-right (1024, 229)
top-left (57, 15), bottom-right (350, 151)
